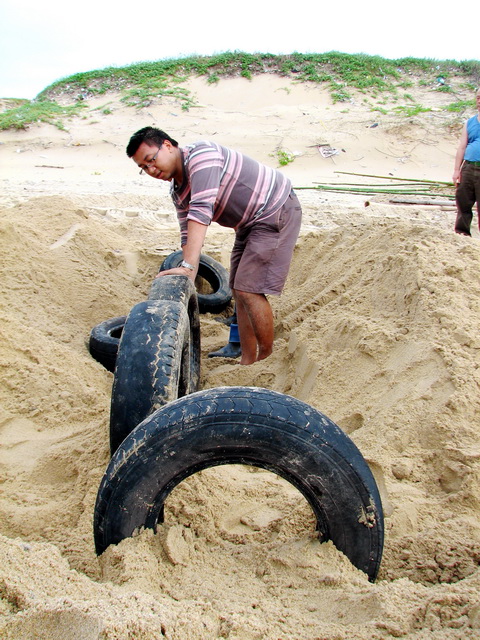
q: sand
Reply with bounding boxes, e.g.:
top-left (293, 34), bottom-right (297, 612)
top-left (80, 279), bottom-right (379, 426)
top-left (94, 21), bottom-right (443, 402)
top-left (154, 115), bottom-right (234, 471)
top-left (1, 75), bottom-right (480, 639)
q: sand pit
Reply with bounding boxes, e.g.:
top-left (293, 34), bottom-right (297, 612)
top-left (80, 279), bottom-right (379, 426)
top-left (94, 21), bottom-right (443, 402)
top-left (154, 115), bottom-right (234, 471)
top-left (1, 75), bottom-right (480, 638)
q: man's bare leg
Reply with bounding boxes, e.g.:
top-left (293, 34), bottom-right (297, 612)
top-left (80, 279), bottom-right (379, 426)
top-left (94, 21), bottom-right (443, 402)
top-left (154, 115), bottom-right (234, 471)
top-left (234, 289), bottom-right (274, 365)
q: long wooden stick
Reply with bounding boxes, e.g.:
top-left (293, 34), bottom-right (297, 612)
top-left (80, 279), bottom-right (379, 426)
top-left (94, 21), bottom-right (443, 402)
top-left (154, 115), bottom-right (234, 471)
top-left (313, 181), bottom-right (442, 187)
top-left (294, 185), bottom-right (454, 197)
top-left (334, 170), bottom-right (454, 186)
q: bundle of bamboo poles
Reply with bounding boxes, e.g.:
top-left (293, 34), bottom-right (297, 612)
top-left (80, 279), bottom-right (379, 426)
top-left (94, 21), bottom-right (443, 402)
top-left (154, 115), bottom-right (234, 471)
top-left (294, 171), bottom-right (456, 202)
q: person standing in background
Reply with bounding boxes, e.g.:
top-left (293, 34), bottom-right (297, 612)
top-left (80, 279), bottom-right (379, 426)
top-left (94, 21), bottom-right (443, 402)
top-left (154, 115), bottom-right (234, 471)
top-left (453, 88), bottom-right (480, 236)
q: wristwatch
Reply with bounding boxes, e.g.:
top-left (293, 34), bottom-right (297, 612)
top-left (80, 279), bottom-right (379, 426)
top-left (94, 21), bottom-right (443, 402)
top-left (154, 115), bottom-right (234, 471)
top-left (180, 260), bottom-right (195, 271)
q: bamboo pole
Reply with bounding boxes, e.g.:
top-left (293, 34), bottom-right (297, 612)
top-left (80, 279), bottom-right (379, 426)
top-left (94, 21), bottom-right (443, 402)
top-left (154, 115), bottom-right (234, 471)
top-left (313, 181), bottom-right (444, 188)
top-left (294, 170), bottom-right (455, 199)
top-left (334, 171), bottom-right (454, 187)
top-left (294, 185), bottom-right (452, 196)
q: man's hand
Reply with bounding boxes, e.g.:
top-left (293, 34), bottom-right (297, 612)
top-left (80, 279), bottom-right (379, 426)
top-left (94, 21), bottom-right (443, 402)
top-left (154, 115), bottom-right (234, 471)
top-left (156, 266), bottom-right (196, 281)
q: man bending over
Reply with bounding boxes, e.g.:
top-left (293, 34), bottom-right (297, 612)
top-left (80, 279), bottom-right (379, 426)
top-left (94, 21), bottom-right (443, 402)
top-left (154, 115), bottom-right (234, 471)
top-left (126, 127), bottom-right (302, 365)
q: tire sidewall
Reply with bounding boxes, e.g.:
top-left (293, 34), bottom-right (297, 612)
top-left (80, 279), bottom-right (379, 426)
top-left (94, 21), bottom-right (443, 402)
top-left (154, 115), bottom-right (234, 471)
top-left (109, 300), bottom-right (191, 454)
top-left (89, 316), bottom-right (126, 372)
top-left (159, 250), bottom-right (232, 314)
top-left (96, 386), bottom-right (384, 581)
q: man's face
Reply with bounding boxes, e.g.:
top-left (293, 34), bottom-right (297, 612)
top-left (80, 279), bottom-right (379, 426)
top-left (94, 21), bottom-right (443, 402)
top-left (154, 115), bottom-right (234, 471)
top-left (132, 141), bottom-right (180, 182)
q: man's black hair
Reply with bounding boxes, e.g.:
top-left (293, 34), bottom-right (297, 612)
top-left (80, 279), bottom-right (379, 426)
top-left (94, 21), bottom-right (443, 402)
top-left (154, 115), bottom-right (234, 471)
top-left (126, 127), bottom-right (179, 157)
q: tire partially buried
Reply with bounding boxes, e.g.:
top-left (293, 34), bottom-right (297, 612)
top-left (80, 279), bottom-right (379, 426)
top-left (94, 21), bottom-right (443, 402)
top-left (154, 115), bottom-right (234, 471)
top-left (95, 386), bottom-right (384, 582)
top-left (159, 250), bottom-right (232, 314)
top-left (109, 299), bottom-right (198, 455)
top-left (88, 275), bottom-right (201, 375)
top-left (88, 316), bottom-right (126, 373)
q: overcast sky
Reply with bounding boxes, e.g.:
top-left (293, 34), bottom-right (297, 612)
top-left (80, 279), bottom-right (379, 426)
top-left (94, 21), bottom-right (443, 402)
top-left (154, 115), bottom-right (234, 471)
top-left (1, 0), bottom-right (478, 100)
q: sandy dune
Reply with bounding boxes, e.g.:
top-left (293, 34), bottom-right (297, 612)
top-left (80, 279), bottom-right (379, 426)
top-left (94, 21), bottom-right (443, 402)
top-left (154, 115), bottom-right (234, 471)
top-left (1, 75), bottom-right (479, 639)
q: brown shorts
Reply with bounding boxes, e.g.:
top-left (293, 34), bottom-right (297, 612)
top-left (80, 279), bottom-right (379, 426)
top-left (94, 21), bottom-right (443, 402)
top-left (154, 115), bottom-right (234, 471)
top-left (229, 190), bottom-right (302, 295)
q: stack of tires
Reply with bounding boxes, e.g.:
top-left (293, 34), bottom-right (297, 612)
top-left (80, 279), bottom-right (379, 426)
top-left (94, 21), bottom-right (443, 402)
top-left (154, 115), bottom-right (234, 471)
top-left (88, 252), bottom-right (233, 454)
top-left (89, 253), bottom-right (384, 582)
top-left (88, 252), bottom-right (232, 377)
top-left (109, 274), bottom-right (202, 455)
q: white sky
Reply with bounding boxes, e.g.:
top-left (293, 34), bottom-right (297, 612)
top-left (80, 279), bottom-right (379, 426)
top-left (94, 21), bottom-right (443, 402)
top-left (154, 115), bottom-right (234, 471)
top-left (1, 0), bottom-right (478, 100)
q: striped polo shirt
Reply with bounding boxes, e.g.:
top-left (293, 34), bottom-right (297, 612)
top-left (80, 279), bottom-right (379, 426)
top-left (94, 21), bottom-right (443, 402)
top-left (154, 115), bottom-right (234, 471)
top-left (170, 141), bottom-right (291, 246)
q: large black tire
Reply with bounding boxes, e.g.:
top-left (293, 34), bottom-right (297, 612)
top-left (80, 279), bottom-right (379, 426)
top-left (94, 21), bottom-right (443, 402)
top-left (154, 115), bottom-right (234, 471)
top-left (88, 316), bottom-right (126, 373)
top-left (109, 300), bottom-right (194, 455)
top-left (148, 274), bottom-right (201, 394)
top-left (159, 250), bottom-right (232, 314)
top-left (95, 387), bottom-right (384, 581)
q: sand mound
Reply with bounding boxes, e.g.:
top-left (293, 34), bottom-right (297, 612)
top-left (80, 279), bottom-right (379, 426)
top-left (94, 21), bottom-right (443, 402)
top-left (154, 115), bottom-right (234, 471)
top-left (1, 189), bottom-right (480, 638)
top-left (1, 74), bottom-right (480, 638)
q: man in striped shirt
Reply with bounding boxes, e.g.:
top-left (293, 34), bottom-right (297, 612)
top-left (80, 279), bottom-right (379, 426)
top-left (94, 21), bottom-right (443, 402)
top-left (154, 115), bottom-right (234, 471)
top-left (127, 127), bottom-right (302, 365)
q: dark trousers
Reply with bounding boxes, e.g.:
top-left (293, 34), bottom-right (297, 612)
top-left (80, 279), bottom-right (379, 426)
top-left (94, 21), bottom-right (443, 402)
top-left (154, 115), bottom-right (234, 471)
top-left (455, 161), bottom-right (480, 235)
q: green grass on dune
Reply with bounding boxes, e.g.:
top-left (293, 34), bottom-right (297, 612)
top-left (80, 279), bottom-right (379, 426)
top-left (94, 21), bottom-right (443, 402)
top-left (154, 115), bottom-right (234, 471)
top-left (0, 99), bottom-right (87, 131)
top-left (1, 51), bottom-right (479, 131)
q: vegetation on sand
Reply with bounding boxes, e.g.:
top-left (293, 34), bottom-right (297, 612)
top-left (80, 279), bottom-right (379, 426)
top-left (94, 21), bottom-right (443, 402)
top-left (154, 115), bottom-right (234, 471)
top-left (1, 51), bottom-right (479, 131)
